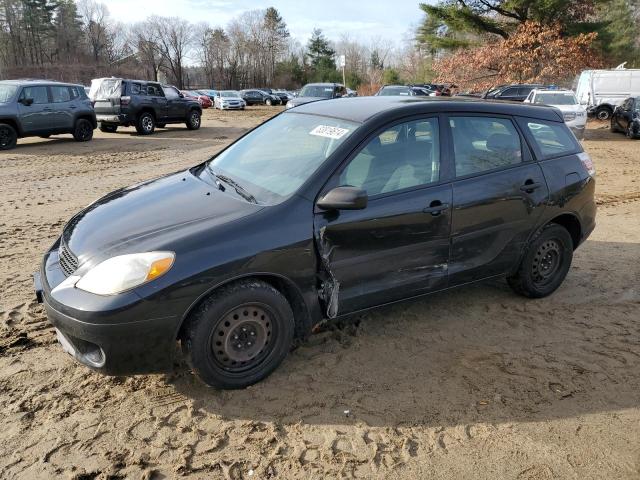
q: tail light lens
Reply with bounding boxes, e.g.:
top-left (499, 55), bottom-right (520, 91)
top-left (578, 152), bottom-right (595, 177)
top-left (120, 96), bottom-right (131, 107)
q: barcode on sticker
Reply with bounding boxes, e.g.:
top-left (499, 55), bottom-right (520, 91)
top-left (310, 125), bottom-right (349, 139)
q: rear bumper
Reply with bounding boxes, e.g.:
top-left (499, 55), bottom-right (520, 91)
top-left (35, 247), bottom-right (182, 375)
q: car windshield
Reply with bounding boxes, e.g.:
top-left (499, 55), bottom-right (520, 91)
top-left (0, 84), bottom-right (18, 103)
top-left (206, 113), bottom-right (359, 204)
top-left (534, 92), bottom-right (577, 105)
top-left (379, 86), bottom-right (411, 96)
top-left (220, 91), bottom-right (240, 98)
top-left (300, 85), bottom-right (334, 98)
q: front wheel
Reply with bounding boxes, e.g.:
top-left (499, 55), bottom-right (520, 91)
top-left (186, 110), bottom-right (201, 130)
top-left (265, 98), bottom-right (272, 106)
top-left (0, 123), bottom-right (17, 150)
top-left (73, 119), bottom-right (94, 142)
top-left (181, 280), bottom-right (295, 389)
top-left (595, 106), bottom-right (612, 121)
top-left (508, 224), bottom-right (573, 298)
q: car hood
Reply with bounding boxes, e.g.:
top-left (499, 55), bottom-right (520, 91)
top-left (550, 104), bottom-right (586, 113)
top-left (62, 168), bottom-right (263, 265)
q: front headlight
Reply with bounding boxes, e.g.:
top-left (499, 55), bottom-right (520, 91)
top-left (75, 251), bottom-right (175, 295)
top-left (286, 101), bottom-right (293, 109)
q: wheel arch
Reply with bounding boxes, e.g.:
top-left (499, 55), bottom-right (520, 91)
top-left (548, 213), bottom-right (582, 250)
top-left (74, 114), bottom-right (97, 129)
top-left (137, 108), bottom-right (156, 120)
top-left (176, 273), bottom-right (314, 342)
top-left (0, 117), bottom-right (22, 136)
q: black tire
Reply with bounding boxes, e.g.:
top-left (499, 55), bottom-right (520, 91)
top-left (186, 110), bottom-right (201, 130)
top-left (0, 123), bottom-right (17, 150)
top-left (99, 124), bottom-right (118, 133)
top-left (40, 134), bottom-right (51, 138)
top-left (508, 223), bottom-right (574, 298)
top-left (595, 105), bottom-right (612, 121)
top-left (181, 280), bottom-right (295, 389)
top-left (73, 119), bottom-right (94, 142)
top-left (265, 98), bottom-right (272, 106)
top-left (135, 112), bottom-right (155, 135)
top-left (156, 123), bottom-right (166, 128)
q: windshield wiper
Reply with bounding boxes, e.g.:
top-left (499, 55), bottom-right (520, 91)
top-left (208, 168), bottom-right (258, 204)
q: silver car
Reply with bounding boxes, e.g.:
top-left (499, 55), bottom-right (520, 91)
top-left (214, 90), bottom-right (246, 110)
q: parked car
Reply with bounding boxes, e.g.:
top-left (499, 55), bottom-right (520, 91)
top-left (345, 88), bottom-right (358, 97)
top-left (0, 79), bottom-right (96, 150)
top-left (575, 67), bottom-right (640, 120)
top-left (524, 89), bottom-right (587, 140)
top-left (261, 88), bottom-right (289, 104)
top-left (181, 90), bottom-right (213, 109)
top-left (285, 83), bottom-right (347, 109)
top-left (214, 90), bottom-right (246, 110)
top-left (411, 83), bottom-right (452, 96)
top-left (376, 85), bottom-right (435, 97)
top-left (35, 96), bottom-right (596, 389)
top-left (89, 78), bottom-right (202, 135)
top-left (240, 89), bottom-right (280, 106)
top-left (610, 96), bottom-right (640, 138)
top-left (483, 84), bottom-right (546, 102)
top-left (196, 89), bottom-right (218, 101)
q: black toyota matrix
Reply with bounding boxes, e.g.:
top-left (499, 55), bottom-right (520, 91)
top-left (35, 97), bottom-right (596, 389)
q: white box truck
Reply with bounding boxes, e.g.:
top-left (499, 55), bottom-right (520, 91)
top-left (575, 67), bottom-right (640, 120)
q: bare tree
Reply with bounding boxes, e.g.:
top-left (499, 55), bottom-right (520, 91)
top-left (147, 15), bottom-right (192, 88)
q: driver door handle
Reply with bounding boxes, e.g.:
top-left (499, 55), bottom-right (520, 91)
top-left (520, 181), bottom-right (542, 192)
top-left (423, 202), bottom-right (450, 215)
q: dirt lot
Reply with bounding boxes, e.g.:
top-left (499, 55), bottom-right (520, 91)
top-left (0, 107), bottom-right (639, 479)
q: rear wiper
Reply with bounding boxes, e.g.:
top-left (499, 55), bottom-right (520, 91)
top-left (209, 170), bottom-right (258, 204)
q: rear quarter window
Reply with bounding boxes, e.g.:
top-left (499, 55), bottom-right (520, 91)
top-left (520, 119), bottom-right (580, 159)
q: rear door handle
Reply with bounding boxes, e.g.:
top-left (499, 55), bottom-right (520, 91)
top-left (520, 182), bottom-right (542, 192)
top-left (423, 202), bottom-right (450, 215)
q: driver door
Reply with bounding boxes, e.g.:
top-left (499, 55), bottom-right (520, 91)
top-left (17, 86), bottom-right (51, 133)
top-left (313, 116), bottom-right (452, 316)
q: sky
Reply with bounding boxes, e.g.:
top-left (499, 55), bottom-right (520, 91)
top-left (105, 0), bottom-right (430, 46)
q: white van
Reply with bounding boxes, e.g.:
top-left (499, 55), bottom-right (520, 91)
top-left (575, 68), bottom-right (640, 120)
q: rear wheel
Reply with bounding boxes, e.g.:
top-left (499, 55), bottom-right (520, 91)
top-left (0, 123), bottom-right (17, 150)
top-left (181, 280), bottom-right (294, 389)
top-left (136, 112), bottom-right (155, 135)
top-left (186, 110), bottom-right (201, 130)
top-left (99, 124), bottom-right (118, 133)
top-left (73, 119), bottom-right (93, 142)
top-left (508, 224), bottom-right (573, 298)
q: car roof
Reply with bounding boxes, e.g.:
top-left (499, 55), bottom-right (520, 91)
top-left (289, 96), bottom-right (564, 123)
top-left (0, 79), bottom-right (82, 87)
top-left (304, 82), bottom-right (342, 87)
top-left (530, 89), bottom-right (575, 94)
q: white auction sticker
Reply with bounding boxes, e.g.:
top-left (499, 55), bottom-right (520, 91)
top-left (309, 125), bottom-right (350, 139)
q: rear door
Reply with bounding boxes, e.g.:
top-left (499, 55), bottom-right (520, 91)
top-left (49, 85), bottom-right (75, 130)
top-left (446, 114), bottom-right (549, 285)
top-left (17, 85), bottom-right (51, 133)
top-left (146, 83), bottom-right (168, 120)
top-left (314, 116), bottom-right (452, 316)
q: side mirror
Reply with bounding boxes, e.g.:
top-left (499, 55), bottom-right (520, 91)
top-left (178, 93), bottom-right (184, 98)
top-left (317, 186), bottom-right (367, 211)
top-left (20, 97), bottom-right (34, 106)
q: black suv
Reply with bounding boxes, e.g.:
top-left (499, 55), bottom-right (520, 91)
top-left (240, 89), bottom-right (280, 106)
top-left (483, 84), bottom-right (546, 102)
top-left (610, 96), bottom-right (640, 139)
top-left (36, 97), bottom-right (596, 389)
top-left (285, 83), bottom-right (347, 109)
top-left (0, 80), bottom-right (96, 150)
top-left (90, 78), bottom-right (202, 135)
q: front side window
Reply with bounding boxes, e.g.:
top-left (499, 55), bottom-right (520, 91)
top-left (339, 118), bottom-right (440, 196)
top-left (500, 87), bottom-right (519, 97)
top-left (164, 87), bottom-right (179, 100)
top-left (450, 116), bottom-right (522, 177)
top-left (20, 86), bottom-right (49, 104)
top-left (51, 85), bottom-right (71, 103)
top-left (524, 120), bottom-right (579, 158)
top-left (207, 113), bottom-right (359, 204)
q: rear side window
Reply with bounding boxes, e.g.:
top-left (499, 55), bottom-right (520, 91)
top-left (523, 120), bottom-right (579, 158)
top-left (449, 116), bottom-right (522, 177)
top-left (51, 85), bottom-right (71, 103)
top-left (129, 83), bottom-right (142, 95)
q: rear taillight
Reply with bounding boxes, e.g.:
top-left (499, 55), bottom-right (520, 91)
top-left (578, 152), bottom-right (595, 177)
top-left (120, 96), bottom-right (131, 107)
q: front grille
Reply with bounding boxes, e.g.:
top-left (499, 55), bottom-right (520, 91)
top-left (58, 242), bottom-right (79, 276)
top-left (563, 112), bottom-right (576, 121)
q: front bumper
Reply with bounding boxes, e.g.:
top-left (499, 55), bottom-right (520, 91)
top-left (35, 247), bottom-right (182, 375)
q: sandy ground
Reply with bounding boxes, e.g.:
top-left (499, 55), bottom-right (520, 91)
top-left (0, 109), bottom-right (639, 480)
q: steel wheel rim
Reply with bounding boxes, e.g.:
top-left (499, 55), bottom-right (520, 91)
top-left (191, 112), bottom-right (200, 127)
top-left (597, 110), bottom-right (609, 120)
top-left (142, 116), bottom-right (153, 131)
top-left (209, 304), bottom-right (274, 372)
top-left (0, 126), bottom-right (11, 147)
top-left (532, 239), bottom-right (562, 285)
